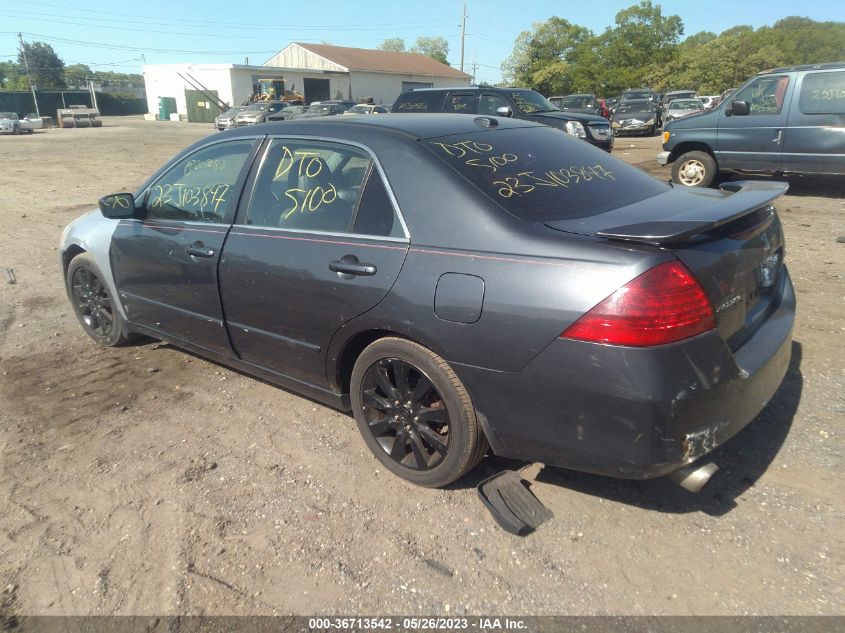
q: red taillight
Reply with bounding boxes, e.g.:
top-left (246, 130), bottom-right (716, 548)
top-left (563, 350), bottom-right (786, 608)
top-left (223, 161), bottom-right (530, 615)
top-left (561, 261), bottom-right (716, 347)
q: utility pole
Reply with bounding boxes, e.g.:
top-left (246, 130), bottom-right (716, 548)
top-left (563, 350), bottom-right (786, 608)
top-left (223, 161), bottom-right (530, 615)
top-left (17, 33), bottom-right (40, 116)
top-left (471, 53), bottom-right (478, 84)
top-left (460, 0), bottom-right (467, 73)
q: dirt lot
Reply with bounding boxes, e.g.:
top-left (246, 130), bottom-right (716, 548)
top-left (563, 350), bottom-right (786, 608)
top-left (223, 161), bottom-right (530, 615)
top-left (1, 117), bottom-right (843, 616)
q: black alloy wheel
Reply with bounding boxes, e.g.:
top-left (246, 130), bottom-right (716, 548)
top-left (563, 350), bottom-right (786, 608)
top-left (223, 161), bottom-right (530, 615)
top-left (71, 266), bottom-right (114, 337)
top-left (66, 253), bottom-right (130, 347)
top-left (350, 337), bottom-right (487, 487)
top-left (360, 358), bottom-right (450, 471)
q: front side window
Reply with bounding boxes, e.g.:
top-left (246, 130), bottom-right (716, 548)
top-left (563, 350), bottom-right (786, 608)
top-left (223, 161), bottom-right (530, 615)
top-left (146, 140), bottom-right (254, 223)
top-left (799, 71), bottom-right (845, 115)
top-left (247, 139), bottom-right (372, 232)
top-left (732, 75), bottom-right (790, 115)
top-left (446, 94), bottom-right (475, 113)
top-left (477, 94), bottom-right (509, 115)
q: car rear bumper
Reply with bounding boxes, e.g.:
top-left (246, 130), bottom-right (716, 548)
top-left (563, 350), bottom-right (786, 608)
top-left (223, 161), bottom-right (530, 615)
top-left (454, 268), bottom-right (795, 479)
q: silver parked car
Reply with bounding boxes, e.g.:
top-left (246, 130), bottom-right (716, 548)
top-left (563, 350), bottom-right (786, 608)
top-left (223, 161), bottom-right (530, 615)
top-left (214, 106), bottom-right (246, 131)
top-left (663, 98), bottom-right (705, 123)
top-left (233, 101), bottom-right (288, 127)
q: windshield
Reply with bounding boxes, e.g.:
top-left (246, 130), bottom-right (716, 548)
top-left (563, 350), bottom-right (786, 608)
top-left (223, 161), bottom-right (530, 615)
top-left (622, 91), bottom-right (654, 101)
top-left (559, 96), bottom-right (595, 109)
top-left (669, 100), bottom-right (703, 110)
top-left (0, 112), bottom-right (17, 119)
top-left (616, 102), bottom-right (653, 114)
top-left (510, 90), bottom-right (558, 113)
top-left (425, 127), bottom-right (668, 221)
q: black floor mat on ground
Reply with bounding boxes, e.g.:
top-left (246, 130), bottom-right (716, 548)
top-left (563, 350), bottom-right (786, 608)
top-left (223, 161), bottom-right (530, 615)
top-left (477, 470), bottom-right (554, 535)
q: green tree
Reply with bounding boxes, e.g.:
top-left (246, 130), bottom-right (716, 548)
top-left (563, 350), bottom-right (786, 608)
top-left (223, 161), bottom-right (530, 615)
top-left (379, 38), bottom-right (406, 52)
top-left (598, 1), bottom-right (684, 92)
top-left (0, 61), bottom-right (21, 90)
top-left (18, 41), bottom-right (65, 89)
top-left (64, 63), bottom-right (93, 88)
top-left (501, 17), bottom-right (592, 95)
top-left (411, 37), bottom-right (449, 65)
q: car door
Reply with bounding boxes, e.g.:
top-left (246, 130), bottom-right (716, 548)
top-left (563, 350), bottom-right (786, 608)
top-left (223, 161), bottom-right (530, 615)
top-left (716, 74), bottom-right (794, 171)
top-left (110, 138), bottom-right (259, 354)
top-left (781, 69), bottom-right (845, 174)
top-left (218, 137), bottom-right (409, 387)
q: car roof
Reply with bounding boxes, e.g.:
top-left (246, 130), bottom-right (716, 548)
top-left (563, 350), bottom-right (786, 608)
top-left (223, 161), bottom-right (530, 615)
top-left (402, 86), bottom-right (531, 94)
top-left (227, 113), bottom-right (540, 141)
top-left (617, 99), bottom-right (653, 105)
top-left (763, 62), bottom-right (845, 74)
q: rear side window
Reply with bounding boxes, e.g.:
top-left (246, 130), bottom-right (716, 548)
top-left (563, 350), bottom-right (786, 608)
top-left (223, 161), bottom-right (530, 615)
top-left (393, 91), bottom-right (445, 113)
top-left (446, 94), bottom-right (475, 113)
top-left (799, 71), bottom-right (845, 114)
top-left (426, 127), bottom-right (669, 221)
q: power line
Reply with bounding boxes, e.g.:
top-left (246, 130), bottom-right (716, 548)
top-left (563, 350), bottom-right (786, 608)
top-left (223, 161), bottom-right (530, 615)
top-left (17, 1), bottom-right (459, 31)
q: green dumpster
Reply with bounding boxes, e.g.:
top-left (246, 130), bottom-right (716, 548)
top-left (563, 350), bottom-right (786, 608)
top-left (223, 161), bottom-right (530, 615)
top-left (158, 96), bottom-right (177, 121)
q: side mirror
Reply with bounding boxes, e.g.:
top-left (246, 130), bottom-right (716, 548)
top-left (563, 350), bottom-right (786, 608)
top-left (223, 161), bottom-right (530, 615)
top-left (729, 100), bottom-right (749, 116)
top-left (495, 106), bottom-right (513, 118)
top-left (99, 193), bottom-right (136, 219)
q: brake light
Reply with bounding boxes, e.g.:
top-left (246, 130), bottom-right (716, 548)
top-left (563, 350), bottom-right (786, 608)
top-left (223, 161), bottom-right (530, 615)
top-left (561, 261), bottom-right (716, 346)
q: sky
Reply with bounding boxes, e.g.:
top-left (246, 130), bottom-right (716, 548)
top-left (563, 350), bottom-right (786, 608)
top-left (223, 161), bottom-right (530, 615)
top-left (1, 0), bottom-right (843, 85)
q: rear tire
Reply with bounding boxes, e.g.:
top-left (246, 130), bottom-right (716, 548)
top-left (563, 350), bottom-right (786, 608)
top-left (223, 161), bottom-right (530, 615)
top-left (671, 150), bottom-right (717, 187)
top-left (66, 253), bottom-right (130, 347)
top-left (350, 337), bottom-right (486, 487)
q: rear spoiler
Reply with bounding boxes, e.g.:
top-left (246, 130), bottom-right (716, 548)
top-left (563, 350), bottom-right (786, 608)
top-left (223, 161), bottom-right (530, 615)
top-left (595, 181), bottom-right (789, 246)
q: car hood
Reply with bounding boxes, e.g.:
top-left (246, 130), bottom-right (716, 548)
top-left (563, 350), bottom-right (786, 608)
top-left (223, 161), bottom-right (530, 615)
top-left (526, 111), bottom-right (606, 124)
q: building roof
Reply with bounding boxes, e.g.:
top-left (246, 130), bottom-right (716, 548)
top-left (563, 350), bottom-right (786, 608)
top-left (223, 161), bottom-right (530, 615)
top-left (293, 43), bottom-right (471, 79)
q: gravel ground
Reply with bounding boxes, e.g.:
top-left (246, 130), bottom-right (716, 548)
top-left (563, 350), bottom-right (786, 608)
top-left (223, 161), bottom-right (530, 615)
top-left (0, 117), bottom-right (843, 616)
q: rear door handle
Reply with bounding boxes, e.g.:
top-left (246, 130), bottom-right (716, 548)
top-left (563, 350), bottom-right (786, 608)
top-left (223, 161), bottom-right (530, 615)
top-left (773, 130), bottom-right (783, 144)
top-left (329, 255), bottom-right (377, 277)
top-left (187, 245), bottom-right (215, 258)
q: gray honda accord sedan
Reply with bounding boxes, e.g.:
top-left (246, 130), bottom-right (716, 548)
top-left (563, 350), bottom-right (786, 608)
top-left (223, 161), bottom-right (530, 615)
top-left (61, 114), bottom-right (795, 488)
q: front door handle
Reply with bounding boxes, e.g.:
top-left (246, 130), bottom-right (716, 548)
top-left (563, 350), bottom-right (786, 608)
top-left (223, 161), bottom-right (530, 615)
top-left (187, 244), bottom-right (215, 258)
top-left (329, 255), bottom-right (377, 277)
top-left (773, 129), bottom-right (783, 145)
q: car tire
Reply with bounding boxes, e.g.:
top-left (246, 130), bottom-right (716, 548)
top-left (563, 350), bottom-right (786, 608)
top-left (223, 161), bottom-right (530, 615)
top-left (671, 150), bottom-right (717, 187)
top-left (350, 337), bottom-right (487, 488)
top-left (66, 253), bottom-right (130, 347)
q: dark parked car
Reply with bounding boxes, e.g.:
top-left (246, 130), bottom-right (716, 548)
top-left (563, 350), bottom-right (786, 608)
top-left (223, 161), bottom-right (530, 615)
top-left (62, 115), bottom-right (794, 489)
top-left (266, 104), bottom-right (309, 122)
top-left (620, 88), bottom-right (657, 103)
top-left (611, 99), bottom-right (660, 136)
top-left (659, 63), bottom-right (845, 187)
top-left (295, 101), bottom-right (355, 119)
top-left (548, 94), bottom-right (602, 117)
top-left (392, 86), bottom-right (612, 152)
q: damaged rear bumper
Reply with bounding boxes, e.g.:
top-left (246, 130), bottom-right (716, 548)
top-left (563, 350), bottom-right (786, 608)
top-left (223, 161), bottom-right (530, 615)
top-left (453, 270), bottom-right (795, 479)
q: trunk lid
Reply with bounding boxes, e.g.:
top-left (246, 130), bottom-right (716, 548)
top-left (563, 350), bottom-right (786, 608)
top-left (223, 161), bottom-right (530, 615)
top-left (545, 181), bottom-right (789, 349)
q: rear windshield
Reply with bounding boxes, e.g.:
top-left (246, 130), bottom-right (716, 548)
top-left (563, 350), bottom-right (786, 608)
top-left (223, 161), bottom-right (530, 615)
top-left (425, 127), bottom-right (669, 221)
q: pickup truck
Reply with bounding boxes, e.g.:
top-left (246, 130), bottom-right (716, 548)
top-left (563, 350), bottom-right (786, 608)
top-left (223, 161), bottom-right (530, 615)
top-left (658, 63), bottom-right (845, 187)
top-left (0, 112), bottom-right (42, 134)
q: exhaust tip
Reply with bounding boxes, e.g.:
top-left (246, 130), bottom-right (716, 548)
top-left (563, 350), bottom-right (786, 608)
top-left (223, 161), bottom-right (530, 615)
top-left (667, 462), bottom-right (719, 493)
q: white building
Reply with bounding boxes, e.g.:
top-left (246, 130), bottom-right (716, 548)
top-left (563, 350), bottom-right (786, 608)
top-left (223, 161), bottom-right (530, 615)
top-left (264, 43), bottom-right (472, 106)
top-left (142, 44), bottom-right (471, 122)
top-left (142, 63), bottom-right (326, 122)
